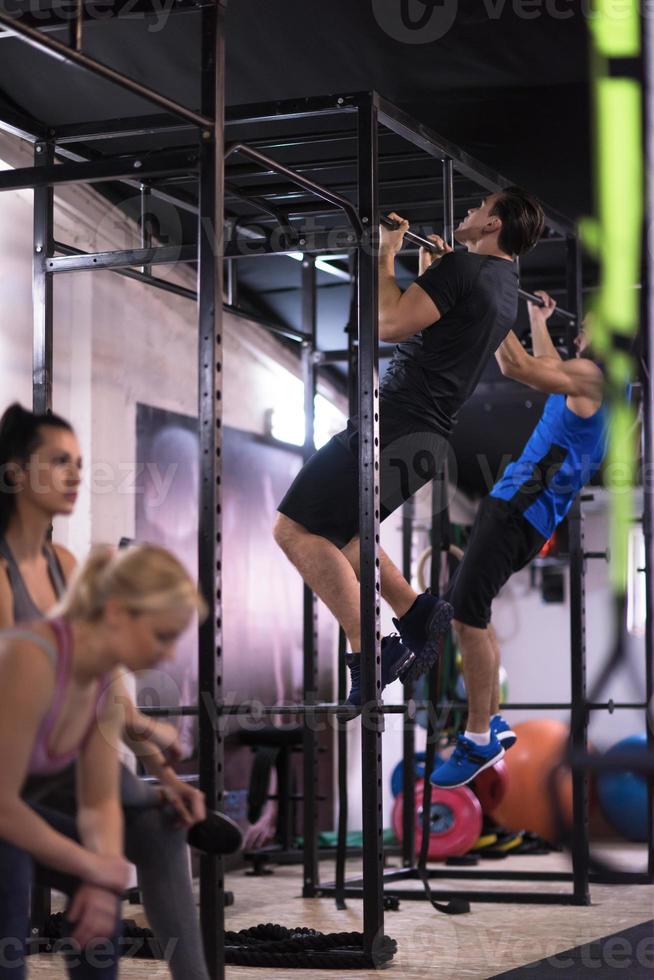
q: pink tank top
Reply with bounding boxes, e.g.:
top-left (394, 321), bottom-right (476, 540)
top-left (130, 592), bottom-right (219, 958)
top-left (8, 617), bottom-right (111, 777)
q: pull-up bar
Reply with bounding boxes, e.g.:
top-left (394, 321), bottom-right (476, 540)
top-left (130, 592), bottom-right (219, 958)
top-left (380, 215), bottom-right (577, 323)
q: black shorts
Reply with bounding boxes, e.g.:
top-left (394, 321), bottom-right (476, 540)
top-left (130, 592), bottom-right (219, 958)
top-left (277, 404), bottom-right (450, 548)
top-left (443, 495), bottom-right (546, 629)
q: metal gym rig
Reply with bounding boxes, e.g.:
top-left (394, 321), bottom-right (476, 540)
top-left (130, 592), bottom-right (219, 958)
top-left (0, 1), bottom-right (652, 975)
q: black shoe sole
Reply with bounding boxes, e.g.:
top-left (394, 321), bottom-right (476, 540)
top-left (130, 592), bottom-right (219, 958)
top-left (398, 599), bottom-right (453, 684)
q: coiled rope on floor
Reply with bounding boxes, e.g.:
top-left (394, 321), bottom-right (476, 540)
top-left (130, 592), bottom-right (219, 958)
top-left (224, 923), bottom-right (397, 968)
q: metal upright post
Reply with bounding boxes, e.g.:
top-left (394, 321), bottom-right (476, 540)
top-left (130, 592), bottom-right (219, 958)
top-left (356, 93), bottom-right (385, 963)
top-left (401, 498), bottom-right (416, 868)
top-left (139, 183), bottom-right (152, 277)
top-left (29, 138), bottom-right (54, 946)
top-left (301, 254), bottom-right (320, 897)
top-left (32, 141), bottom-right (54, 416)
top-left (197, 3), bottom-right (226, 977)
top-left (566, 234), bottom-right (590, 906)
top-left (442, 158), bottom-right (454, 248)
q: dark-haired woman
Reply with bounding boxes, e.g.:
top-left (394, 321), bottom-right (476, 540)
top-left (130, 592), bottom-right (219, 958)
top-left (0, 403), bottom-right (238, 980)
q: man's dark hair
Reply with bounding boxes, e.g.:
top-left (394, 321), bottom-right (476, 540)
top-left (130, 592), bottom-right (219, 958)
top-left (490, 186), bottom-right (545, 257)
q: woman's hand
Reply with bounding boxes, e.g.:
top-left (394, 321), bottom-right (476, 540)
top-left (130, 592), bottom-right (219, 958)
top-left (243, 805), bottom-right (277, 850)
top-left (86, 852), bottom-right (131, 895)
top-left (67, 884), bottom-right (121, 947)
top-left (159, 773), bottom-right (207, 828)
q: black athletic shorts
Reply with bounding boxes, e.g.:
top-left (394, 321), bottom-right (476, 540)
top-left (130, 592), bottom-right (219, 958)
top-left (277, 403), bottom-right (450, 548)
top-left (443, 495), bottom-right (546, 629)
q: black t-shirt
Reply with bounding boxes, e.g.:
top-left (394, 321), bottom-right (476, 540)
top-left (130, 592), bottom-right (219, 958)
top-left (379, 251), bottom-right (519, 436)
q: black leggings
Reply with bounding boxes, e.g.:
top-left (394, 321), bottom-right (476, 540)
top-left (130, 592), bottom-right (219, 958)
top-left (0, 803), bottom-right (120, 980)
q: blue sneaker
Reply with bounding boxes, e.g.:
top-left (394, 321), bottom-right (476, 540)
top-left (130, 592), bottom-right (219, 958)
top-left (393, 591), bottom-right (453, 684)
top-left (430, 734), bottom-right (505, 788)
top-left (345, 634), bottom-right (411, 707)
top-left (491, 713), bottom-right (517, 750)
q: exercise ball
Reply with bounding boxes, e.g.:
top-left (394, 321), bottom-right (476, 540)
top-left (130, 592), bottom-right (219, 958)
top-left (392, 783), bottom-right (483, 860)
top-left (597, 734), bottom-right (649, 842)
top-left (491, 719), bottom-right (572, 843)
top-left (473, 759), bottom-right (510, 815)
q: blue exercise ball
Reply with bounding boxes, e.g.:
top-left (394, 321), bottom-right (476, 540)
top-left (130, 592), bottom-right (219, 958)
top-left (597, 734), bottom-right (649, 842)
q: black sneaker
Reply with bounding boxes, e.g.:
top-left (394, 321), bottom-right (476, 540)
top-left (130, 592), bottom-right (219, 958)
top-left (393, 591), bottom-right (453, 683)
top-left (345, 634), bottom-right (412, 707)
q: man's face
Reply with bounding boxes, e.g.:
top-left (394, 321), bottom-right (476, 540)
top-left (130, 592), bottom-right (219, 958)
top-left (454, 193), bottom-right (502, 246)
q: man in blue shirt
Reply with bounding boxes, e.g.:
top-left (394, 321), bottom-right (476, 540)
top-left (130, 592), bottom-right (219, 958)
top-left (429, 292), bottom-right (606, 787)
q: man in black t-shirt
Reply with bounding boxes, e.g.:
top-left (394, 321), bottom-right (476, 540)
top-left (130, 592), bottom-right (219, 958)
top-left (274, 187), bottom-right (545, 708)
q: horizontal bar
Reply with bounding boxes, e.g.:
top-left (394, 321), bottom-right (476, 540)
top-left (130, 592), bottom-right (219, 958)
top-left (411, 699), bottom-right (648, 712)
top-left (376, 94), bottom-right (575, 238)
top-left (0, 11), bottom-right (213, 129)
top-left (219, 703), bottom-right (408, 716)
top-left (224, 302), bottom-right (309, 343)
top-left (139, 702), bottom-right (409, 718)
top-left (0, 149), bottom-right (199, 192)
top-left (47, 244), bottom-right (197, 273)
top-left (518, 287), bottom-right (576, 323)
top-left (226, 172), bottom-right (447, 203)
top-left (569, 751), bottom-right (654, 774)
top-left (340, 868), bottom-right (575, 883)
top-left (52, 238), bottom-right (198, 299)
top-left (380, 218), bottom-right (577, 322)
top-left (225, 231), bottom-right (360, 258)
top-left (314, 347), bottom-right (395, 364)
top-left (0, 104), bottom-right (47, 143)
top-left (316, 886), bottom-right (578, 905)
top-left (139, 698), bottom-right (649, 720)
top-left (327, 867), bottom-right (653, 886)
top-left (226, 149), bottom-right (438, 183)
top-left (225, 93), bottom-right (363, 127)
top-left (224, 143), bottom-right (363, 235)
top-left (55, 144), bottom-right (199, 216)
top-left (53, 113), bottom-right (195, 144)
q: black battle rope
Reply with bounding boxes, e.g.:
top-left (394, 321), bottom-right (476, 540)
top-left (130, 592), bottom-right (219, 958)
top-left (224, 924), bottom-right (397, 969)
top-left (415, 470), bottom-right (469, 915)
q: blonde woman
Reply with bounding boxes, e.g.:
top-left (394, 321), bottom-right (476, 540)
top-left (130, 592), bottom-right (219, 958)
top-left (0, 542), bottom-right (204, 979)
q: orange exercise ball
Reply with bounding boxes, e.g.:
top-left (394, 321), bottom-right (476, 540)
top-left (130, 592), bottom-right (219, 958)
top-left (491, 719), bottom-right (573, 843)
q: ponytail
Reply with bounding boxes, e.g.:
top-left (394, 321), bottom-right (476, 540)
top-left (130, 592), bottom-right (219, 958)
top-left (55, 543), bottom-right (207, 623)
top-left (0, 403), bottom-right (73, 537)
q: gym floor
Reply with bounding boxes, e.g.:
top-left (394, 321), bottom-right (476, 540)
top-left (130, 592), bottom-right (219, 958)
top-left (30, 846), bottom-right (653, 979)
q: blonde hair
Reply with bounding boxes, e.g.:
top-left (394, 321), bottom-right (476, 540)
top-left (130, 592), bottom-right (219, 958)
top-left (54, 543), bottom-right (207, 622)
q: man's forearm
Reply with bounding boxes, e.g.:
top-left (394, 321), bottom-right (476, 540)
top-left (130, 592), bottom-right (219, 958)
top-left (378, 250), bottom-right (402, 330)
top-left (529, 313), bottom-right (561, 359)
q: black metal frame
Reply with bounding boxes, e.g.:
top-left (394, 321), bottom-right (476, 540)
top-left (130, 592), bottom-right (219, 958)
top-left (0, 4), bottom-right (228, 975)
top-left (0, 4), bottom-right (650, 955)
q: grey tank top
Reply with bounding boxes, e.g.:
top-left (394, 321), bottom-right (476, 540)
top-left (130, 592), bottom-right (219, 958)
top-left (0, 537), bottom-right (67, 623)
